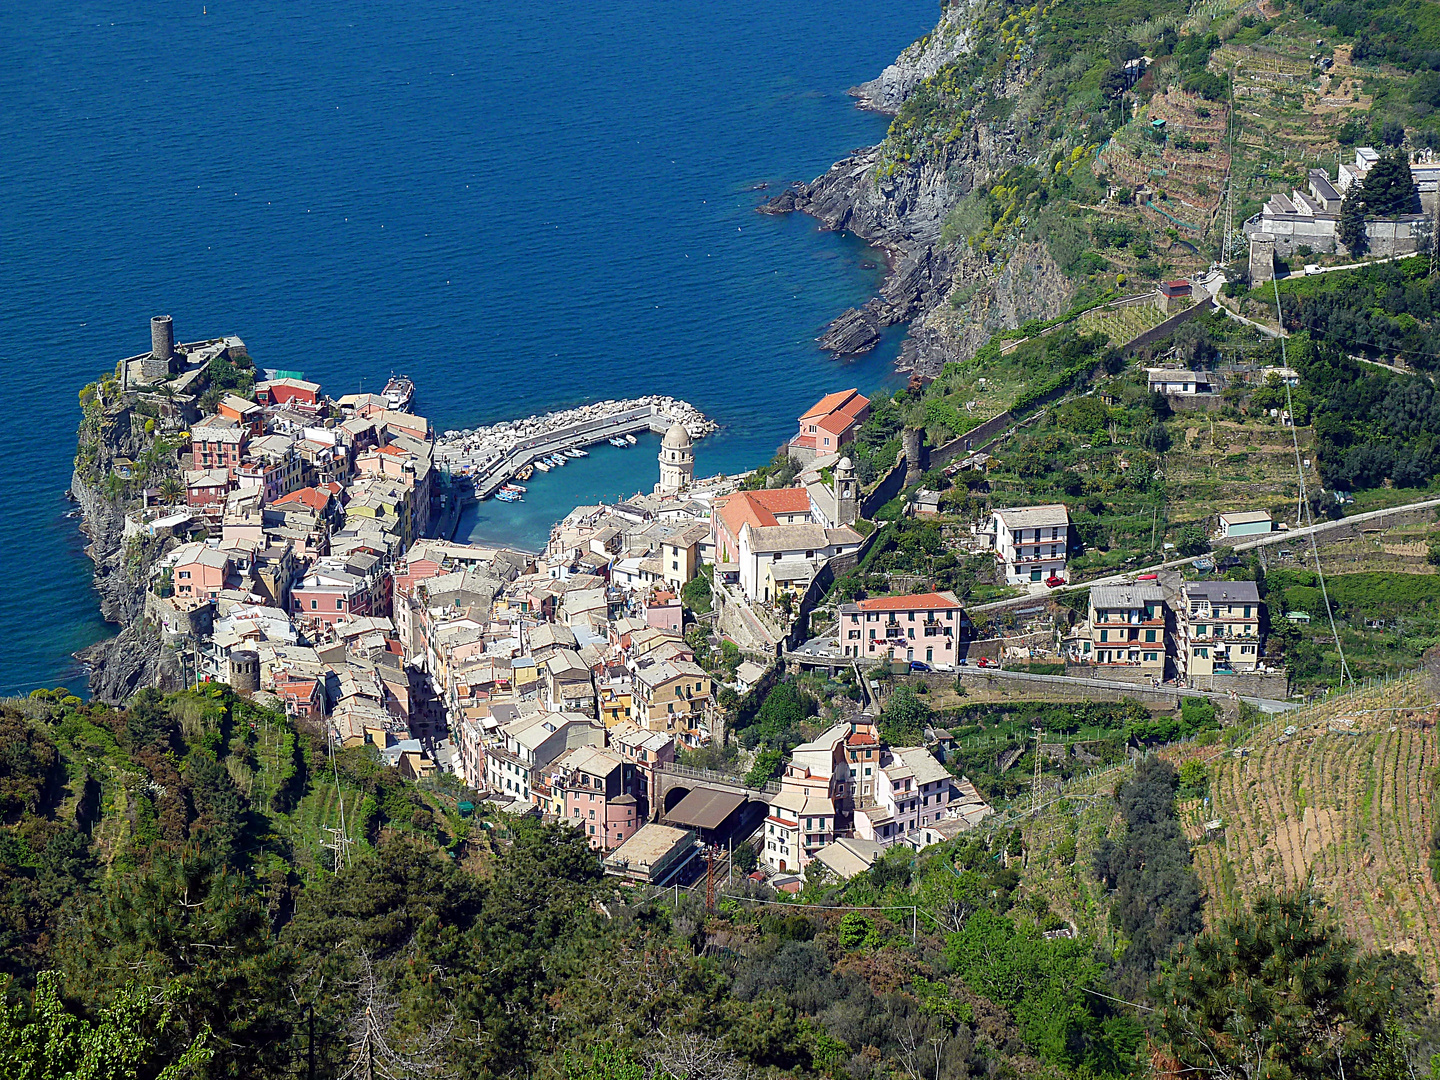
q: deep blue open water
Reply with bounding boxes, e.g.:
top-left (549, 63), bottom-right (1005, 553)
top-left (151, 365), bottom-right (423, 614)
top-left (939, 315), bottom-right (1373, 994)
top-left (0, 0), bottom-right (933, 696)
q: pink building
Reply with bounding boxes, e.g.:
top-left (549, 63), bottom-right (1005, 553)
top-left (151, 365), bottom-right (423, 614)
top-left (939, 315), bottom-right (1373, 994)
top-left (853, 747), bottom-right (960, 849)
top-left (555, 746), bottom-right (646, 851)
top-left (644, 589), bottom-right (683, 633)
top-left (610, 724), bottom-right (676, 814)
top-left (171, 544), bottom-right (235, 601)
top-left (838, 592), bottom-right (971, 666)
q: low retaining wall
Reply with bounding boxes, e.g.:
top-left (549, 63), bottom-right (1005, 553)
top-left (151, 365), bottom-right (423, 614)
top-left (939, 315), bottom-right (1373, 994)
top-left (1184, 669), bottom-right (1290, 698)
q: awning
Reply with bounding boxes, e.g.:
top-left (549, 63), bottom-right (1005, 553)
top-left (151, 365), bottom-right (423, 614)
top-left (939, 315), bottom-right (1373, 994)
top-left (664, 786), bottom-right (746, 831)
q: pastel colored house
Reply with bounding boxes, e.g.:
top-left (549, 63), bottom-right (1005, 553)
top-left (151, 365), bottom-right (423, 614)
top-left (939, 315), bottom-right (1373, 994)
top-left (789, 388), bottom-right (870, 461)
top-left (555, 746), bottom-right (646, 851)
top-left (838, 592), bottom-right (969, 665)
top-left (1086, 584), bottom-right (1167, 674)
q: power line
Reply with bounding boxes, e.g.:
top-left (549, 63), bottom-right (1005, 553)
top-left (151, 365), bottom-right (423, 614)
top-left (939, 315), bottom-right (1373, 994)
top-left (1273, 279), bottom-right (1353, 688)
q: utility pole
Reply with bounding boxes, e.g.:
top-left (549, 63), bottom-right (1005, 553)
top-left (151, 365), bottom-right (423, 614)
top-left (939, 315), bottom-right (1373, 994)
top-left (1032, 726), bottom-right (1044, 816)
top-left (307, 1004), bottom-right (315, 1080)
top-left (705, 846), bottom-right (716, 913)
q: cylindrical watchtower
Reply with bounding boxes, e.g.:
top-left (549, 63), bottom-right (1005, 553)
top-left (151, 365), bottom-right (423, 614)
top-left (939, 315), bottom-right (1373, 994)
top-left (151, 315), bottom-right (175, 364)
top-left (228, 649), bottom-right (260, 694)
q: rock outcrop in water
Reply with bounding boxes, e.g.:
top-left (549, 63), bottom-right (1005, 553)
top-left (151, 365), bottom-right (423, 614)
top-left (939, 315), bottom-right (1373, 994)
top-left (760, 0), bottom-right (1077, 377)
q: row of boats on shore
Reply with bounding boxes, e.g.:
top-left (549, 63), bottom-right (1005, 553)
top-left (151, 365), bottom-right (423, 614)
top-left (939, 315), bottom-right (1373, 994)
top-left (490, 434), bottom-right (638, 502)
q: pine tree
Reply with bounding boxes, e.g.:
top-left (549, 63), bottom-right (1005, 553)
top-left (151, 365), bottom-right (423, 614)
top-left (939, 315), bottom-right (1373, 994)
top-left (1152, 891), bottom-right (1412, 1080)
top-left (1360, 148), bottom-right (1416, 218)
top-left (1338, 190), bottom-right (1368, 255)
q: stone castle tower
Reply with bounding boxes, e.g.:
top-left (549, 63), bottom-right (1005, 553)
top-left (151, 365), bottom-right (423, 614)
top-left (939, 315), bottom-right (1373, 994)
top-left (834, 455), bottom-right (858, 526)
top-left (658, 421), bottom-right (694, 495)
top-left (143, 315), bottom-right (177, 382)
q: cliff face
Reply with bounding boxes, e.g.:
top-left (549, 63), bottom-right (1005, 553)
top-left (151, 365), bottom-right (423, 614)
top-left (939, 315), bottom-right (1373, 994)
top-left (762, 0), bottom-right (1077, 376)
top-left (71, 405), bottom-right (179, 704)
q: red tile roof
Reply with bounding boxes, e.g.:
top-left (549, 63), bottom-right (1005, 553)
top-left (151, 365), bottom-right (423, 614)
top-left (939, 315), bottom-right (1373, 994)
top-left (855, 592), bottom-right (962, 612)
top-left (800, 388), bottom-right (867, 422)
top-left (715, 488), bottom-right (812, 538)
top-left (274, 487), bottom-right (331, 511)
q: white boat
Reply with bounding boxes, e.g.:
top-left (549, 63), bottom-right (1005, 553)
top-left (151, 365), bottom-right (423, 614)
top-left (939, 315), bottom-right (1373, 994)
top-left (609, 437), bottom-right (627, 447)
top-left (550, 454), bottom-right (566, 466)
top-left (534, 460), bottom-right (551, 472)
top-left (624, 433), bottom-right (637, 445)
top-left (565, 448), bottom-right (585, 458)
top-left (502, 483), bottom-right (527, 493)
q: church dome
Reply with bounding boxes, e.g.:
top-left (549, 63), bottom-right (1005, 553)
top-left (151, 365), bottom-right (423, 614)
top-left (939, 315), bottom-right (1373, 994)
top-left (662, 421), bottom-right (692, 450)
top-left (837, 456), bottom-right (854, 473)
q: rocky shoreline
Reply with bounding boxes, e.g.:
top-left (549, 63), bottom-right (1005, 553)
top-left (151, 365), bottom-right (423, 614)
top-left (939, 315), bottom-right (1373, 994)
top-left (69, 466), bottom-right (178, 703)
top-left (757, 0), bottom-right (1076, 378)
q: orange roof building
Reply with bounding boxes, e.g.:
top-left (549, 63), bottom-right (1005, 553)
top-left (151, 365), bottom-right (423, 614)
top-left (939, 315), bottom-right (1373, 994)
top-left (711, 488), bottom-right (814, 568)
top-left (790, 389), bottom-right (870, 458)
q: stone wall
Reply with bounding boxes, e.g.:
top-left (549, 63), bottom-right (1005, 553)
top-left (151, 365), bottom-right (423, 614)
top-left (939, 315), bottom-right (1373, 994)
top-left (1124, 296), bottom-right (1217, 354)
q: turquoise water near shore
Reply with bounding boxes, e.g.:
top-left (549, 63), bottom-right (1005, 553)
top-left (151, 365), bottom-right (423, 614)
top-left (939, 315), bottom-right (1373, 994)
top-left (0, 0), bottom-right (932, 695)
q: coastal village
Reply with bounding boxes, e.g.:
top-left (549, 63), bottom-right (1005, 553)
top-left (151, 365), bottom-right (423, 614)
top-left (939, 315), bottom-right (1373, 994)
top-left (71, 304), bottom-right (1330, 892)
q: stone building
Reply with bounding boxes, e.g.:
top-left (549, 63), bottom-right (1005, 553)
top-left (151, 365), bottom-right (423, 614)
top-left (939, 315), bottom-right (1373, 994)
top-left (657, 421), bottom-right (694, 495)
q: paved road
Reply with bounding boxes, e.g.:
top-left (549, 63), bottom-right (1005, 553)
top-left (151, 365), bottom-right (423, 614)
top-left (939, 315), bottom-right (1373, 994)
top-left (1231, 496), bottom-right (1440, 553)
top-left (969, 494), bottom-right (1440, 616)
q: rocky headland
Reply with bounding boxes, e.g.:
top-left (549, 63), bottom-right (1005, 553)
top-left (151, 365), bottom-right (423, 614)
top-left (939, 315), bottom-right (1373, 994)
top-left (70, 403), bottom-right (180, 703)
top-left (760, 0), bottom-right (1078, 377)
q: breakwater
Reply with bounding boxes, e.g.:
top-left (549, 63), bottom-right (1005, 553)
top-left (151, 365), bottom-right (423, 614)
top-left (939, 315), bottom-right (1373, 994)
top-left (436, 396), bottom-right (717, 498)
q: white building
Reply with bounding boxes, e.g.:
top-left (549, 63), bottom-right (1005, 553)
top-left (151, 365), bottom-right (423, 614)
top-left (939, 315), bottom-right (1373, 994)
top-left (657, 422), bottom-right (694, 495)
top-left (735, 521), bottom-right (862, 603)
top-left (991, 504), bottom-right (1070, 585)
top-left (483, 710), bottom-right (603, 803)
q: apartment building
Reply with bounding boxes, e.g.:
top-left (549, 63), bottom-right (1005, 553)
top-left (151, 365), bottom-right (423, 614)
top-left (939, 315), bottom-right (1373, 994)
top-left (991, 504), bottom-right (1070, 585)
top-left (1179, 580), bottom-right (1264, 679)
top-left (837, 592), bottom-right (969, 665)
top-left (1086, 584), bottom-right (1167, 676)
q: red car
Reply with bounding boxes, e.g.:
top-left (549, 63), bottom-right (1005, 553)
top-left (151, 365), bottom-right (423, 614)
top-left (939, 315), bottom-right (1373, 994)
top-left (1045, 575), bottom-right (1065, 588)
top-left (1137, 573), bottom-right (1159, 581)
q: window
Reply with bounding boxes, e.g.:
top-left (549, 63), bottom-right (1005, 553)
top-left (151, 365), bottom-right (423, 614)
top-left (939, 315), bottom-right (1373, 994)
top-left (311, 599), bottom-right (318, 609)
top-left (337, 598), bottom-right (345, 609)
top-left (1099, 629), bottom-right (1108, 643)
top-left (1145, 629), bottom-right (1156, 643)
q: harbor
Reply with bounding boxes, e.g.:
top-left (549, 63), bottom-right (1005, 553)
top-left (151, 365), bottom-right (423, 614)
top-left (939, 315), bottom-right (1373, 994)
top-left (436, 396), bottom-right (716, 500)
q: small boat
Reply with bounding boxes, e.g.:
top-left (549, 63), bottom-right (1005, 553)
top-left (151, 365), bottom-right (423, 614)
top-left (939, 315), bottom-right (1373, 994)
top-left (534, 460), bottom-right (552, 472)
top-left (517, 465), bottom-right (534, 481)
top-left (565, 448), bottom-right (586, 458)
top-left (624, 433), bottom-right (637, 445)
top-left (502, 483), bottom-right (527, 494)
top-left (608, 437), bottom-right (627, 447)
top-left (549, 454), bottom-right (566, 467)
top-left (495, 490), bottom-right (522, 503)
top-left (382, 374), bottom-right (415, 412)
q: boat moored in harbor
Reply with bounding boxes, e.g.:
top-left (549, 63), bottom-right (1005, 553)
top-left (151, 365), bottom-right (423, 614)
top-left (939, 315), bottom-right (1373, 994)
top-left (383, 375), bottom-right (415, 412)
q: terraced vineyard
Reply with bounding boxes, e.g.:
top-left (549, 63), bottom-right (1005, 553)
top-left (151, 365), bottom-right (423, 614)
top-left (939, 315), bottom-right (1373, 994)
top-left (1183, 676), bottom-right (1440, 987)
top-left (1077, 298), bottom-right (1169, 346)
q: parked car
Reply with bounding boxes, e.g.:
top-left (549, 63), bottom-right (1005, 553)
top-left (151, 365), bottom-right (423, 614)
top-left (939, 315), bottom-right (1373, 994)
top-left (976, 656), bottom-right (994, 668)
top-left (910, 661), bottom-right (932, 672)
top-left (1045, 575), bottom-right (1065, 588)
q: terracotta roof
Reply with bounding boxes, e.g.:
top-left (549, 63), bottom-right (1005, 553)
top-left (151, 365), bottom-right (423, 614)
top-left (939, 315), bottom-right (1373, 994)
top-left (855, 592), bottom-right (962, 612)
top-left (799, 388), bottom-right (868, 422)
top-left (274, 487), bottom-right (331, 511)
top-left (817, 411), bottom-right (856, 435)
top-left (716, 488), bottom-right (811, 537)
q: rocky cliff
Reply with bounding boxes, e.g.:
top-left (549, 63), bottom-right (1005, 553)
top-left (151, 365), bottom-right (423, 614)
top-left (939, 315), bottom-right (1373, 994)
top-left (71, 403), bottom-right (180, 704)
top-left (761, 0), bottom-right (1078, 377)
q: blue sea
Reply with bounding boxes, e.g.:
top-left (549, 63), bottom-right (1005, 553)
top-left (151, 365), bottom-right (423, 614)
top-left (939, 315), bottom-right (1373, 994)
top-left (0, 0), bottom-right (934, 696)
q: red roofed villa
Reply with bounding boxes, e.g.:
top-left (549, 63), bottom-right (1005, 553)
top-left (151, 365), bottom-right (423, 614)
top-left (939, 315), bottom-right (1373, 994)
top-left (789, 388), bottom-right (870, 462)
top-left (711, 488), bottom-right (814, 570)
top-left (837, 592), bottom-right (971, 666)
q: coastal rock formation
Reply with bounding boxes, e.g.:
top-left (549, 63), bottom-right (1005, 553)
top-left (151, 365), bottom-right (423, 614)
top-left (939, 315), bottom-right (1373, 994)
top-left (70, 466), bottom-right (179, 704)
top-left (850, 0), bottom-right (980, 112)
top-left (761, 0), bottom-right (1076, 377)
